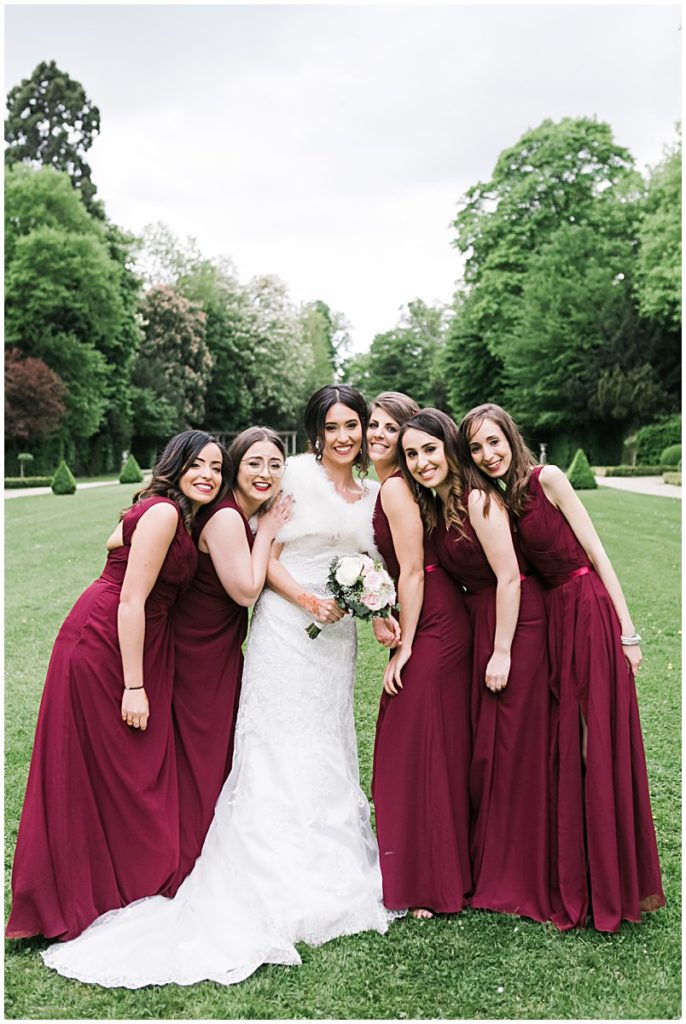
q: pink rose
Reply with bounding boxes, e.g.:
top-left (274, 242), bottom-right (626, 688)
top-left (362, 571), bottom-right (383, 594)
top-left (362, 592), bottom-right (383, 611)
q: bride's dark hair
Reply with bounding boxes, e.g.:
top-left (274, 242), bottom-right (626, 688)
top-left (126, 429), bottom-right (230, 530)
top-left (304, 384), bottom-right (370, 477)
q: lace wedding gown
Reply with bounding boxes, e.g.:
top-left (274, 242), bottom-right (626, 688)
top-left (42, 454), bottom-right (394, 987)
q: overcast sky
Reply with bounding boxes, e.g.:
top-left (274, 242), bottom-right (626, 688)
top-left (4, 3), bottom-right (682, 352)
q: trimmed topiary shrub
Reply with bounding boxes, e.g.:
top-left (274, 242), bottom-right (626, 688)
top-left (4, 476), bottom-right (54, 489)
top-left (660, 444), bottom-right (681, 468)
top-left (604, 465), bottom-right (665, 477)
top-left (51, 460), bottom-right (77, 495)
top-left (635, 415), bottom-right (681, 464)
top-left (566, 449), bottom-right (597, 490)
top-left (119, 453), bottom-right (144, 484)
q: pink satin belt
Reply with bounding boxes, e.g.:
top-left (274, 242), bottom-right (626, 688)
top-left (553, 565), bottom-right (591, 588)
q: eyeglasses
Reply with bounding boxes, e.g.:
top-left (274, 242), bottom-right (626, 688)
top-left (240, 458), bottom-right (285, 477)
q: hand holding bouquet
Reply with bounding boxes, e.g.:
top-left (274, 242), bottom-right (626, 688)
top-left (305, 553), bottom-right (397, 639)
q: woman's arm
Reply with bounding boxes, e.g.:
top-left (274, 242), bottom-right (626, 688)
top-left (539, 464), bottom-right (642, 672)
top-left (201, 495), bottom-right (293, 607)
top-left (468, 490), bottom-right (521, 692)
top-left (266, 544), bottom-right (345, 625)
top-left (380, 476), bottom-right (425, 695)
top-left (118, 502), bottom-right (179, 730)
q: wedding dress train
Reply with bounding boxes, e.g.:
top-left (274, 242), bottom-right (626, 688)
top-left (42, 454), bottom-right (395, 987)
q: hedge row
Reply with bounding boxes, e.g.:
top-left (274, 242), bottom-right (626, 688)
top-left (4, 476), bottom-right (54, 489)
top-left (603, 465), bottom-right (666, 477)
top-left (663, 472), bottom-right (682, 486)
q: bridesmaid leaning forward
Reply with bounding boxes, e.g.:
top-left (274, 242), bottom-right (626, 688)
top-left (400, 409), bottom-right (551, 925)
top-left (169, 427), bottom-right (292, 893)
top-left (460, 403), bottom-right (665, 932)
top-left (367, 393), bottom-right (472, 920)
top-left (6, 431), bottom-right (227, 942)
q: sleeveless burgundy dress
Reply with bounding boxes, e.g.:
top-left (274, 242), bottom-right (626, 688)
top-left (6, 496), bottom-right (197, 942)
top-left (371, 476), bottom-right (472, 912)
top-left (517, 466), bottom-right (665, 931)
top-left (434, 500), bottom-right (551, 923)
top-left (168, 496), bottom-right (254, 894)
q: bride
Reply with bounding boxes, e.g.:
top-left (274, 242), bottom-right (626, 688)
top-left (42, 385), bottom-right (397, 988)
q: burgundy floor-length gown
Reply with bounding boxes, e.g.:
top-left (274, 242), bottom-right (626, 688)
top-left (434, 499), bottom-right (551, 923)
top-left (6, 496), bottom-right (197, 942)
top-left (168, 496), bottom-right (254, 894)
top-left (371, 475), bottom-right (472, 912)
top-left (517, 466), bottom-right (664, 931)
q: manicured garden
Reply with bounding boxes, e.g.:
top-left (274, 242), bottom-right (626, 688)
top-left (4, 485), bottom-right (681, 1019)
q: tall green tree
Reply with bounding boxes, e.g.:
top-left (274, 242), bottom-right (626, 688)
top-left (5, 60), bottom-right (102, 215)
top-left (344, 299), bottom-right (449, 407)
top-left (635, 137), bottom-right (682, 332)
top-left (444, 117), bottom-right (641, 412)
top-left (131, 286), bottom-right (212, 454)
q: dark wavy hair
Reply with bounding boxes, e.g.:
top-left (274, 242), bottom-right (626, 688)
top-left (397, 408), bottom-right (467, 536)
top-left (304, 384), bottom-right (370, 476)
top-left (227, 427), bottom-right (286, 511)
top-left (128, 430), bottom-right (230, 530)
top-left (369, 391), bottom-right (420, 429)
top-left (457, 403), bottom-right (537, 518)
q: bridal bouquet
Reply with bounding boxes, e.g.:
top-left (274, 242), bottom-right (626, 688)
top-left (305, 553), bottom-right (397, 639)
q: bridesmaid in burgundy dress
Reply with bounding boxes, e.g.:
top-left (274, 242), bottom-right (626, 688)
top-left (460, 403), bottom-right (665, 932)
top-left (368, 393), bottom-right (472, 919)
top-left (400, 409), bottom-right (551, 924)
top-left (169, 427), bottom-right (292, 893)
top-left (6, 431), bottom-right (228, 942)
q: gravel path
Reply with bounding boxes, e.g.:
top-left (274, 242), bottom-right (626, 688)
top-left (5, 480), bottom-right (123, 500)
top-left (596, 475), bottom-right (681, 499)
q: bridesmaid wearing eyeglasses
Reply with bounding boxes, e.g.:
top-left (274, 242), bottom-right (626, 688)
top-left (168, 427), bottom-right (293, 893)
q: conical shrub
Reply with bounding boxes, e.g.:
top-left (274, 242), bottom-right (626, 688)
top-left (51, 460), bottom-right (77, 495)
top-left (566, 448), bottom-right (597, 490)
top-left (119, 453), bottom-right (144, 484)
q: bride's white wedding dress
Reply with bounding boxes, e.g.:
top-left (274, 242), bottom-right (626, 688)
top-left (42, 454), bottom-right (394, 988)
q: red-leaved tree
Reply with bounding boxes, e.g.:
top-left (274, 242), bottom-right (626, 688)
top-left (5, 347), bottom-right (67, 443)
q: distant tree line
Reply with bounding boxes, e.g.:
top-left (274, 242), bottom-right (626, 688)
top-left (4, 63), bottom-right (681, 473)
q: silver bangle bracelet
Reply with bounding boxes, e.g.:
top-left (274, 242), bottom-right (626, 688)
top-left (620, 633), bottom-right (641, 646)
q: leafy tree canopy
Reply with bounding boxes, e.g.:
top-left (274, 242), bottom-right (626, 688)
top-left (635, 133), bottom-right (682, 331)
top-left (5, 60), bottom-right (102, 214)
top-left (5, 347), bottom-right (67, 444)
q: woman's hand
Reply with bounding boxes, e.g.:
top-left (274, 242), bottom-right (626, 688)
top-left (623, 643), bottom-right (643, 675)
top-left (485, 650), bottom-right (510, 692)
top-left (257, 494), bottom-right (294, 540)
top-left (297, 592), bottom-right (346, 624)
top-left (121, 687), bottom-right (150, 731)
top-left (373, 615), bottom-right (401, 649)
top-left (383, 645), bottom-right (412, 695)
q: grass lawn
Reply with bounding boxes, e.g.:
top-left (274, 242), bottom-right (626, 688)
top-left (4, 485), bottom-right (681, 1020)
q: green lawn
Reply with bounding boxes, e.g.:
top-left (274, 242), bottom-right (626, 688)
top-left (4, 486), bottom-right (681, 1020)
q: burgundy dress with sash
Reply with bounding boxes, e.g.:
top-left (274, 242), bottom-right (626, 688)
top-left (168, 496), bottom-right (254, 894)
top-left (517, 466), bottom-right (664, 931)
top-left (6, 497), bottom-right (196, 941)
top-left (371, 476), bottom-right (472, 912)
top-left (434, 499), bottom-right (551, 923)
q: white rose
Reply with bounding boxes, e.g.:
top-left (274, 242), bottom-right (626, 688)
top-left (335, 555), bottom-right (364, 587)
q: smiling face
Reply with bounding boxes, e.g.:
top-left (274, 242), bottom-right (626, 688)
top-left (321, 402), bottom-right (363, 467)
top-left (178, 442), bottom-right (224, 510)
top-left (402, 427), bottom-right (449, 493)
top-left (467, 417), bottom-right (513, 479)
top-left (235, 440), bottom-right (285, 507)
top-left (367, 407), bottom-right (401, 466)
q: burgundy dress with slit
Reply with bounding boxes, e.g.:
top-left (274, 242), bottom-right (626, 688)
top-left (371, 476), bottom-right (472, 912)
top-left (517, 466), bottom-right (664, 931)
top-left (167, 496), bottom-right (254, 894)
top-left (6, 496), bottom-right (196, 942)
top-left (434, 500), bottom-right (551, 923)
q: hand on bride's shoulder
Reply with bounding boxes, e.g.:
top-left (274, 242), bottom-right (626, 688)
top-left (257, 493), bottom-right (294, 539)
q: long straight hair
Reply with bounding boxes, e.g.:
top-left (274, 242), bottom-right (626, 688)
top-left (397, 408), bottom-right (467, 536)
top-left (129, 429), bottom-right (230, 530)
top-left (456, 403), bottom-right (537, 518)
